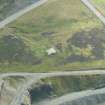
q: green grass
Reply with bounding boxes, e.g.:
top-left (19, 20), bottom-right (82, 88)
top-left (43, 75), bottom-right (105, 95)
top-left (31, 75), bottom-right (105, 103)
top-left (0, 0), bottom-right (105, 72)
top-left (0, 60), bottom-right (105, 73)
top-left (4, 76), bottom-right (26, 88)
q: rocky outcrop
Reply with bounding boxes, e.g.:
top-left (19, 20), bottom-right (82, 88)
top-left (0, 79), bottom-right (17, 105)
top-left (21, 90), bottom-right (31, 105)
top-left (0, 76), bottom-right (31, 105)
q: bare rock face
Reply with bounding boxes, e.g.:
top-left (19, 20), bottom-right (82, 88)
top-left (0, 79), bottom-right (17, 105)
top-left (21, 90), bottom-right (31, 105)
top-left (0, 76), bottom-right (31, 105)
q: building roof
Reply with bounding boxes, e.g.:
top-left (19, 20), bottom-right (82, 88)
top-left (46, 48), bottom-right (57, 55)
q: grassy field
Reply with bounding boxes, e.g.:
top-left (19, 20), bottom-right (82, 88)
top-left (0, 0), bottom-right (105, 72)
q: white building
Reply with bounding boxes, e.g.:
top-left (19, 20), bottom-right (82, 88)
top-left (46, 48), bottom-right (57, 55)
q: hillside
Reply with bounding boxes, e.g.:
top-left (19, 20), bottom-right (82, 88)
top-left (32, 75), bottom-right (105, 104)
top-left (0, 0), bottom-right (105, 72)
top-left (1, 75), bottom-right (105, 105)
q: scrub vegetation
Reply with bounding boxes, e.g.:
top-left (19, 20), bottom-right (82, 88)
top-left (0, 0), bottom-right (105, 72)
top-left (30, 75), bottom-right (105, 103)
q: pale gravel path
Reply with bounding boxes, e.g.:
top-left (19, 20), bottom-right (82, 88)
top-left (0, 0), bottom-right (48, 29)
top-left (4, 70), bottom-right (105, 105)
top-left (37, 88), bottom-right (105, 105)
top-left (81, 0), bottom-right (105, 24)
